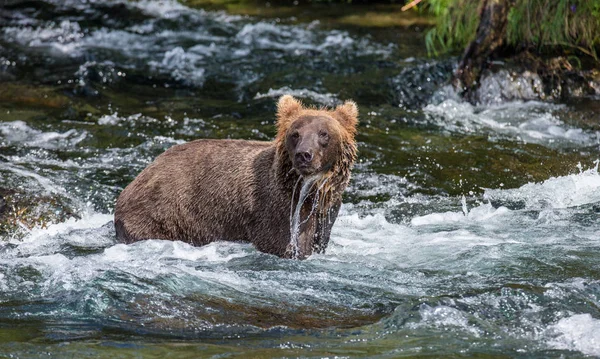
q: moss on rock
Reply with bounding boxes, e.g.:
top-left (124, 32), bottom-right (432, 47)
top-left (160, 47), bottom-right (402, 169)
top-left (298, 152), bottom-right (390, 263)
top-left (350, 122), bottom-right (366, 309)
top-left (0, 188), bottom-right (79, 240)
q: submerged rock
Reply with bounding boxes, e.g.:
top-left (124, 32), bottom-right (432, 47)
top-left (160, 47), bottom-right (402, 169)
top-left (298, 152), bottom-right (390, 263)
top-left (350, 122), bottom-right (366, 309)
top-left (0, 194), bottom-right (6, 217)
top-left (108, 293), bottom-right (390, 334)
top-left (392, 56), bottom-right (600, 108)
top-left (0, 84), bottom-right (70, 109)
top-left (390, 59), bottom-right (455, 109)
top-left (0, 187), bottom-right (79, 240)
top-left (475, 58), bottom-right (600, 105)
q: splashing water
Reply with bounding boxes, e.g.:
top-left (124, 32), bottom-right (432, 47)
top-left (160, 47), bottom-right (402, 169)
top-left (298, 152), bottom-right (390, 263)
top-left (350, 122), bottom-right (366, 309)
top-left (288, 174), bottom-right (324, 258)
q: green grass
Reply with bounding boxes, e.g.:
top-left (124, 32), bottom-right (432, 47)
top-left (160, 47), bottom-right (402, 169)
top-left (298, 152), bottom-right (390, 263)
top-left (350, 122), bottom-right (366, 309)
top-left (423, 0), bottom-right (600, 61)
top-left (424, 0), bottom-right (480, 56)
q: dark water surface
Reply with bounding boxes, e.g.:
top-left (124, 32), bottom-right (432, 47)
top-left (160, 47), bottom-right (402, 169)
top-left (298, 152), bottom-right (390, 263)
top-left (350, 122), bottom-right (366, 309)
top-left (1, 0), bottom-right (600, 357)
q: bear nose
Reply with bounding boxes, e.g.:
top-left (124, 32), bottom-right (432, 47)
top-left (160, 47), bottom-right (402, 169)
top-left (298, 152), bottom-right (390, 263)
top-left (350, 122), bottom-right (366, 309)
top-left (295, 151), bottom-right (313, 164)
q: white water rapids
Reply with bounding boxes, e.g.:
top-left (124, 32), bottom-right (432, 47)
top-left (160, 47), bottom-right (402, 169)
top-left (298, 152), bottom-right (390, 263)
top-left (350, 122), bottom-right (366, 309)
top-left (2, 156), bottom-right (600, 355)
top-left (1, 0), bottom-right (600, 357)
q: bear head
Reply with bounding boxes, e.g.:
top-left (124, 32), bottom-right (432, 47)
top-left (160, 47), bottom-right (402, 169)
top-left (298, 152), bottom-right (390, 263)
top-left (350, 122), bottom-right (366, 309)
top-left (275, 95), bottom-right (358, 178)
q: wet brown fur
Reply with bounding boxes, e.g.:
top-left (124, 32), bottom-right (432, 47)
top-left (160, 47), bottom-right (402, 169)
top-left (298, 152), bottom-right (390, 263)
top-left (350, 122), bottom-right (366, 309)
top-left (114, 95), bottom-right (358, 258)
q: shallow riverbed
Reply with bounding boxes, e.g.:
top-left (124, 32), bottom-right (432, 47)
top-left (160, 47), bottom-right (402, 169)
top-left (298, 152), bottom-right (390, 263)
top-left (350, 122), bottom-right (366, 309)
top-left (1, 0), bottom-right (600, 357)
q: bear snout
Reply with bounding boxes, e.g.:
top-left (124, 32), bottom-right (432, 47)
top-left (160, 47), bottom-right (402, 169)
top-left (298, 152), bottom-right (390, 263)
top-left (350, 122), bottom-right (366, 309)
top-left (294, 151), bottom-right (313, 164)
top-left (293, 149), bottom-right (319, 176)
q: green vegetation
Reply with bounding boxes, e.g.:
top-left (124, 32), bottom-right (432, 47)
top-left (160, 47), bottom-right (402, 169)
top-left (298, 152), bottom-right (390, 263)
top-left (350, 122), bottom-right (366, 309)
top-left (424, 0), bottom-right (600, 61)
top-left (424, 0), bottom-right (480, 56)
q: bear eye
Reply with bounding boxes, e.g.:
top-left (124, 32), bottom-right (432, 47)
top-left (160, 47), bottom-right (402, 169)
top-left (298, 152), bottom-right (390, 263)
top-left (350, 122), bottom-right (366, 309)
top-left (291, 132), bottom-right (300, 140)
top-left (319, 131), bottom-right (329, 139)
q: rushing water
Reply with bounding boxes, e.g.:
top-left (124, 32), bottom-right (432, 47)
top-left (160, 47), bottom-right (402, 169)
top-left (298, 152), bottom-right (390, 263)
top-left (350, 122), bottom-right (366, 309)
top-left (1, 0), bottom-right (600, 357)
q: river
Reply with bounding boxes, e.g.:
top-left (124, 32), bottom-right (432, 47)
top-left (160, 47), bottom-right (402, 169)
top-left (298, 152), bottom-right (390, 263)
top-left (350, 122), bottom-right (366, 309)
top-left (1, 0), bottom-right (600, 357)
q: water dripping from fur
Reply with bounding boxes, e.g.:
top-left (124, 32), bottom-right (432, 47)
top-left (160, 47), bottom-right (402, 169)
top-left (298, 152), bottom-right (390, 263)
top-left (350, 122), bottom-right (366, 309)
top-left (288, 175), bottom-right (328, 259)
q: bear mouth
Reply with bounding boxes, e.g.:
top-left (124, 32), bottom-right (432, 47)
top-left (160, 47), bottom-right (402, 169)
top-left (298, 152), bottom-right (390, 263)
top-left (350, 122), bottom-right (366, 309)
top-left (295, 164), bottom-right (316, 176)
top-left (295, 160), bottom-right (327, 176)
top-left (295, 162), bottom-right (333, 177)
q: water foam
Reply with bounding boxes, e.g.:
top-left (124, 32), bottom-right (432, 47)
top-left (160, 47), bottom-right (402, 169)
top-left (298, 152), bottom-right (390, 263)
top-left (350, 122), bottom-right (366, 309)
top-left (1, 163), bottom-right (600, 355)
top-left (330, 209), bottom-right (515, 271)
top-left (149, 47), bottom-right (206, 86)
top-left (235, 21), bottom-right (391, 57)
top-left (410, 202), bottom-right (511, 226)
top-left (0, 162), bottom-right (67, 196)
top-left (330, 162), bottom-right (600, 273)
top-left (484, 161), bottom-right (600, 209)
top-left (546, 314), bottom-right (600, 356)
top-left (2, 20), bottom-right (84, 54)
top-left (127, 0), bottom-right (192, 18)
top-left (476, 69), bottom-right (546, 104)
top-left (98, 113), bottom-right (143, 126)
top-left (6, 212), bottom-right (112, 245)
top-left (411, 303), bottom-right (482, 336)
top-left (0, 121), bottom-right (87, 149)
top-left (236, 22), bottom-right (347, 53)
top-left (0, 214), bottom-right (252, 301)
top-left (254, 87), bottom-right (339, 105)
top-left (424, 99), bottom-right (599, 147)
top-left (2, 0), bottom-right (391, 92)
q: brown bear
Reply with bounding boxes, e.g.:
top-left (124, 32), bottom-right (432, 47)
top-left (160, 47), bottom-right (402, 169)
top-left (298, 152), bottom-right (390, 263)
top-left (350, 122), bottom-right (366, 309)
top-left (114, 95), bottom-right (358, 259)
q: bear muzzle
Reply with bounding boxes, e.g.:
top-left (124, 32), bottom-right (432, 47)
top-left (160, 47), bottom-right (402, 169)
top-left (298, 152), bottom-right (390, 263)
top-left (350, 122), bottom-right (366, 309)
top-left (294, 150), bottom-right (319, 176)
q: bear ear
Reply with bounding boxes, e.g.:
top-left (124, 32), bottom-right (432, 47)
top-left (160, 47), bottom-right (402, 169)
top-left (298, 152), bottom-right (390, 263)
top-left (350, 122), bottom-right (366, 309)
top-left (277, 95), bottom-right (302, 128)
top-left (334, 100), bottom-right (359, 131)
